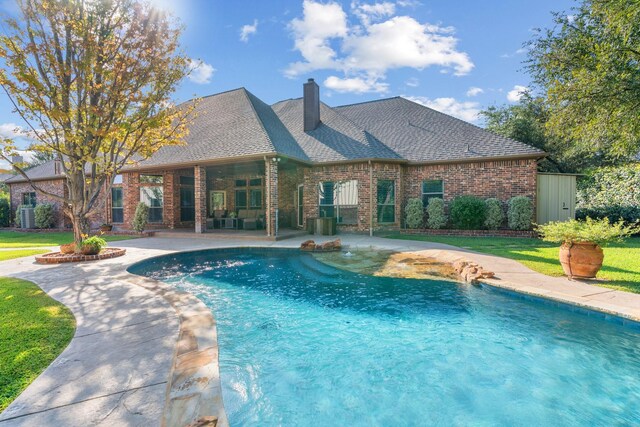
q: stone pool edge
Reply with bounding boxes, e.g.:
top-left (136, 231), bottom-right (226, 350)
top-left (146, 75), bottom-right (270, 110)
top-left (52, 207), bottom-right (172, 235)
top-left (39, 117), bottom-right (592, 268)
top-left (124, 272), bottom-right (229, 427)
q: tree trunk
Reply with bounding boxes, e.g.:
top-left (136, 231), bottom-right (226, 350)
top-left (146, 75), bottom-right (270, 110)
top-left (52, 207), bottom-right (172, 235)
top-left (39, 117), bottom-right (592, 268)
top-left (70, 212), bottom-right (90, 253)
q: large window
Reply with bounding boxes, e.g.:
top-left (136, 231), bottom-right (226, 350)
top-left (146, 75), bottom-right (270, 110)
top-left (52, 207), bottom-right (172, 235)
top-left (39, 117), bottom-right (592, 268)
top-left (140, 186), bottom-right (163, 223)
top-left (235, 177), bottom-right (263, 210)
top-left (111, 187), bottom-right (123, 223)
top-left (377, 180), bottom-right (396, 223)
top-left (235, 189), bottom-right (247, 209)
top-left (140, 174), bottom-right (163, 185)
top-left (250, 189), bottom-right (263, 209)
top-left (318, 180), bottom-right (358, 224)
top-left (422, 179), bottom-right (444, 207)
top-left (22, 192), bottom-right (36, 206)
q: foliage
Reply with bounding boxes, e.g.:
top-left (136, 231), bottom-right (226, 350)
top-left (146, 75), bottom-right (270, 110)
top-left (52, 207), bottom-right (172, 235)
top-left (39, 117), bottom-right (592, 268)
top-left (0, 0), bottom-right (193, 246)
top-left (526, 0), bottom-right (640, 162)
top-left (0, 277), bottom-right (75, 412)
top-left (507, 196), bottom-right (533, 230)
top-left (0, 194), bottom-right (9, 227)
top-left (537, 217), bottom-right (640, 246)
top-left (404, 198), bottom-right (424, 229)
top-left (481, 96), bottom-right (618, 172)
top-left (484, 198), bottom-right (505, 230)
top-left (34, 203), bottom-right (55, 229)
top-left (133, 202), bottom-right (149, 232)
top-left (14, 204), bottom-right (32, 228)
top-left (81, 234), bottom-right (107, 252)
top-left (577, 206), bottom-right (640, 226)
top-left (381, 233), bottom-right (640, 293)
top-left (426, 198), bottom-right (447, 229)
top-left (27, 151), bottom-right (55, 168)
top-left (0, 231), bottom-right (135, 248)
top-left (450, 196), bottom-right (485, 229)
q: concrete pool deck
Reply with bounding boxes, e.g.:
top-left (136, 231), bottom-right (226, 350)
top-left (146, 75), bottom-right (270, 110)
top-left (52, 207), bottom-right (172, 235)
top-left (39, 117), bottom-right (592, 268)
top-left (1, 234), bottom-right (639, 426)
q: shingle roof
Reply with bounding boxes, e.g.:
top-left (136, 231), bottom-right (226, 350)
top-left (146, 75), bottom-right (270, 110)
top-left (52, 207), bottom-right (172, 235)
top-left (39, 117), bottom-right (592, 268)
top-left (272, 98), bottom-right (402, 162)
top-left (6, 161), bottom-right (62, 183)
top-left (0, 173), bottom-right (14, 183)
top-left (334, 97), bottom-right (544, 163)
top-left (133, 88), bottom-right (308, 168)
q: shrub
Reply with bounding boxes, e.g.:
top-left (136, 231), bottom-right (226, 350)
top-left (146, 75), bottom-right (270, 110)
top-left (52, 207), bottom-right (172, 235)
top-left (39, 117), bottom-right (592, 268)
top-left (14, 204), bottom-right (31, 228)
top-left (81, 234), bottom-right (107, 252)
top-left (537, 217), bottom-right (640, 247)
top-left (576, 205), bottom-right (640, 226)
top-left (405, 198), bottom-right (424, 229)
top-left (132, 202), bottom-right (149, 232)
top-left (507, 196), bottom-right (533, 230)
top-left (0, 195), bottom-right (10, 227)
top-left (426, 198), bottom-right (447, 229)
top-left (450, 196), bottom-right (485, 229)
top-left (34, 203), bottom-right (55, 229)
top-left (484, 198), bottom-right (504, 230)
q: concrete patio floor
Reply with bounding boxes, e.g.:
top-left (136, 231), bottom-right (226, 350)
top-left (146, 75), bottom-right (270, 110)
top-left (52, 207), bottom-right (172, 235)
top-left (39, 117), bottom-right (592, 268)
top-left (1, 233), bottom-right (639, 426)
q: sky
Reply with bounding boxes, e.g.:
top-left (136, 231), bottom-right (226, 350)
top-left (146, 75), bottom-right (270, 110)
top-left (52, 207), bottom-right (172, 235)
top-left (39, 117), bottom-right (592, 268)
top-left (0, 0), bottom-right (576, 167)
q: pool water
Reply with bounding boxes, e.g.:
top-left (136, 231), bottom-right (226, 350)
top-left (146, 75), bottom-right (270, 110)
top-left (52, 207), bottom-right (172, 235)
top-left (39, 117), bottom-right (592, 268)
top-left (129, 248), bottom-right (640, 426)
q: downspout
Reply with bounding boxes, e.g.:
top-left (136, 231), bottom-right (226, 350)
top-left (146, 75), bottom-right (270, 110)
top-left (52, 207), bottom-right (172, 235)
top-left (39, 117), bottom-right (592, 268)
top-left (264, 155), bottom-right (270, 237)
top-left (369, 160), bottom-right (373, 237)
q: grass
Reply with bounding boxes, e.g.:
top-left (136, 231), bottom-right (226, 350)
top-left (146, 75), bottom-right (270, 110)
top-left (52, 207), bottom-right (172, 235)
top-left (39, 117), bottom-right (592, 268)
top-left (0, 277), bottom-right (75, 412)
top-left (380, 233), bottom-right (640, 294)
top-left (0, 249), bottom-right (50, 261)
top-left (0, 231), bottom-right (136, 248)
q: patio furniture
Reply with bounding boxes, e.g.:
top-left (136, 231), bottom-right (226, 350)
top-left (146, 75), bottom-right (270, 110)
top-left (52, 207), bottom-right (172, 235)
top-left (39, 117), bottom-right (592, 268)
top-left (221, 217), bottom-right (239, 229)
top-left (238, 209), bottom-right (264, 230)
top-left (315, 217), bottom-right (337, 236)
top-left (211, 210), bottom-right (227, 229)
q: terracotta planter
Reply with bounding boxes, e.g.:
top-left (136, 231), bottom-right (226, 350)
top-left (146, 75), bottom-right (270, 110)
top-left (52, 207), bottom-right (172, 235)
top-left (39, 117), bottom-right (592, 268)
top-left (100, 225), bottom-right (113, 232)
top-left (60, 243), bottom-right (76, 254)
top-left (559, 242), bottom-right (604, 279)
top-left (80, 245), bottom-right (100, 256)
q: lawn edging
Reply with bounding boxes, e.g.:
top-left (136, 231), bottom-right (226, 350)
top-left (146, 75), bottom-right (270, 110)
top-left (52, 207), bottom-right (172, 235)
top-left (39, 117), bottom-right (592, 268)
top-left (35, 248), bottom-right (126, 264)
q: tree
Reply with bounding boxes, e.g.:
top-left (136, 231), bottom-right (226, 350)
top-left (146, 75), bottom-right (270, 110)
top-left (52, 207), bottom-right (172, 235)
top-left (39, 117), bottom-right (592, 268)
top-left (526, 0), bottom-right (640, 161)
top-left (481, 96), bottom-right (618, 172)
top-left (0, 0), bottom-right (192, 248)
top-left (28, 151), bottom-right (55, 168)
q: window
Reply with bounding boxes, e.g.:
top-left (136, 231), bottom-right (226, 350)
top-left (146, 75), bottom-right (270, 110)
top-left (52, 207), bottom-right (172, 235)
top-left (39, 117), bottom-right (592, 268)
top-left (210, 191), bottom-right (226, 211)
top-left (235, 189), bottom-right (247, 209)
top-left (140, 174), bottom-right (163, 184)
top-left (140, 186), bottom-right (163, 223)
top-left (180, 187), bottom-right (195, 222)
top-left (377, 180), bottom-right (396, 223)
top-left (318, 180), bottom-right (358, 224)
top-left (113, 174), bottom-right (123, 185)
top-left (422, 179), bottom-right (444, 207)
top-left (249, 178), bottom-right (262, 187)
top-left (111, 188), bottom-right (123, 223)
top-left (250, 189), bottom-right (263, 209)
top-left (179, 176), bottom-right (195, 186)
top-left (22, 192), bottom-right (36, 206)
top-left (235, 179), bottom-right (247, 187)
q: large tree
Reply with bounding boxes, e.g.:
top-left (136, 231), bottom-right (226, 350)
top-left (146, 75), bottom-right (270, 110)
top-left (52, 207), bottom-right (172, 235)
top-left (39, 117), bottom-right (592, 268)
top-left (0, 0), bottom-right (192, 248)
top-left (481, 95), bottom-right (623, 173)
top-left (526, 0), bottom-right (640, 161)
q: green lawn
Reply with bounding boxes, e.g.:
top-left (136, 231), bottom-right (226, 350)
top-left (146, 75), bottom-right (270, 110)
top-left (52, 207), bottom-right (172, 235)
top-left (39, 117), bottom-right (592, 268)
top-left (0, 231), bottom-right (136, 248)
top-left (0, 249), bottom-right (50, 261)
top-left (381, 233), bottom-right (640, 294)
top-left (0, 277), bottom-right (75, 412)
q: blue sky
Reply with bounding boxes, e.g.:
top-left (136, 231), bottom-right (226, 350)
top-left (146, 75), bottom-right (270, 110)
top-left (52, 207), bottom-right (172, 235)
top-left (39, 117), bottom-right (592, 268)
top-left (0, 0), bottom-right (575, 165)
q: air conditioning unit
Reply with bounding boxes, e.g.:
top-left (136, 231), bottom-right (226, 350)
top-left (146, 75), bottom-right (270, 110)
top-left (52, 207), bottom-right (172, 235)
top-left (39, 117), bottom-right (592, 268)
top-left (20, 207), bottom-right (35, 229)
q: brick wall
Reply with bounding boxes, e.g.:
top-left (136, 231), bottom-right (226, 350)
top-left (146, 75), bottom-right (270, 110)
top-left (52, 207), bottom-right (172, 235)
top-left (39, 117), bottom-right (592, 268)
top-left (278, 165), bottom-right (306, 228)
top-left (404, 158), bottom-right (538, 210)
top-left (9, 179), bottom-right (67, 228)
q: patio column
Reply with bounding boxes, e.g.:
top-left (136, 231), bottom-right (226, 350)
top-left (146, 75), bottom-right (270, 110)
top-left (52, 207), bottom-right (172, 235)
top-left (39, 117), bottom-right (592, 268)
top-left (195, 165), bottom-right (207, 233)
top-left (265, 157), bottom-right (279, 237)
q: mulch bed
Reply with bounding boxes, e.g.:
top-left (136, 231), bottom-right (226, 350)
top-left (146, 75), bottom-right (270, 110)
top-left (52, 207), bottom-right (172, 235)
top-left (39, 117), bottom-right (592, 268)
top-left (35, 248), bottom-right (126, 264)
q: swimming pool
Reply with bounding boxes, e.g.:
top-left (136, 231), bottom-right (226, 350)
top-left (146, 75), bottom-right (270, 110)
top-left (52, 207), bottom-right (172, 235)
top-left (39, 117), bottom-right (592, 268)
top-left (129, 248), bottom-right (640, 426)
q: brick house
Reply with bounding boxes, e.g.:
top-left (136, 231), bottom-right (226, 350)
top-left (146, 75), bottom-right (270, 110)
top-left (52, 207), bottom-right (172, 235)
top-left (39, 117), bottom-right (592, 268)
top-left (7, 79), bottom-right (543, 236)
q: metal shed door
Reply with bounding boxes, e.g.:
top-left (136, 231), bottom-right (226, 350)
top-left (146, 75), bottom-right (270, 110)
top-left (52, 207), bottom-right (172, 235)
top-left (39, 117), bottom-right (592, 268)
top-left (537, 174), bottom-right (576, 224)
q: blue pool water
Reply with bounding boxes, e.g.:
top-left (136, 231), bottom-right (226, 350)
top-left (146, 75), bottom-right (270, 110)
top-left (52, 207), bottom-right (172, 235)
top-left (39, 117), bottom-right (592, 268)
top-left (129, 248), bottom-right (640, 426)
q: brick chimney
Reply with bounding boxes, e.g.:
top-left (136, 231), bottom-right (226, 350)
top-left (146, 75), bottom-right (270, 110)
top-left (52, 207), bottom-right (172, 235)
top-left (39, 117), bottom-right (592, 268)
top-left (303, 78), bottom-right (320, 131)
top-left (10, 154), bottom-right (23, 165)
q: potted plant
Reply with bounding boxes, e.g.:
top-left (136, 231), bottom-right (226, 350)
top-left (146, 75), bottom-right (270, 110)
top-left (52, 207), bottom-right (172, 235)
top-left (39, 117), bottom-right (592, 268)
top-left (80, 234), bottom-right (108, 255)
top-left (537, 217), bottom-right (638, 279)
top-left (100, 223), bottom-right (113, 232)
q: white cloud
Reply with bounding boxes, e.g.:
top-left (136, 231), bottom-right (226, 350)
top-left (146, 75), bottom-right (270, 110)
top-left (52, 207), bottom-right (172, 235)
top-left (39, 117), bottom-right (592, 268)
top-left (324, 75), bottom-right (389, 94)
top-left (403, 96), bottom-right (481, 123)
top-left (507, 85), bottom-right (529, 102)
top-left (466, 86), bottom-right (483, 97)
top-left (187, 59), bottom-right (215, 84)
top-left (240, 19), bottom-right (258, 42)
top-left (286, 0), bottom-right (473, 93)
top-left (405, 77), bottom-right (419, 87)
top-left (0, 123), bottom-right (24, 139)
top-left (351, 1), bottom-right (395, 25)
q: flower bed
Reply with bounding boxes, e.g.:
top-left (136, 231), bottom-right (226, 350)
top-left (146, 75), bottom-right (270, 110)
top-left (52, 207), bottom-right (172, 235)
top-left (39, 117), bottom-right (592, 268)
top-left (35, 248), bottom-right (126, 264)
